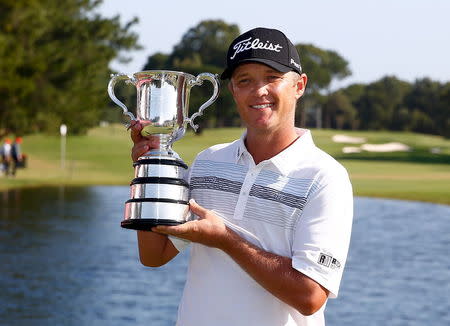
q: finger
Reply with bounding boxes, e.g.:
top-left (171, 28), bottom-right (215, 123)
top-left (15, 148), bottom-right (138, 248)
top-left (189, 199), bottom-right (209, 218)
top-left (131, 135), bottom-right (162, 161)
top-left (130, 121), bottom-right (144, 144)
top-left (152, 222), bottom-right (193, 236)
top-left (127, 119), bottom-right (139, 130)
top-left (131, 143), bottom-right (149, 162)
top-left (146, 136), bottom-right (161, 148)
top-left (151, 225), bottom-right (175, 235)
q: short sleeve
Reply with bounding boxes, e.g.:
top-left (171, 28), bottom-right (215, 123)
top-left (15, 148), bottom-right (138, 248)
top-left (291, 169), bottom-right (353, 298)
top-left (168, 235), bottom-right (191, 252)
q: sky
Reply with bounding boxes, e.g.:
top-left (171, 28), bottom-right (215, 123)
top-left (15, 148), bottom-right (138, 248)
top-left (97, 0), bottom-right (449, 88)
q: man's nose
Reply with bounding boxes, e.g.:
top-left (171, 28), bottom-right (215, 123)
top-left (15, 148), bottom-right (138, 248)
top-left (253, 81), bottom-right (269, 96)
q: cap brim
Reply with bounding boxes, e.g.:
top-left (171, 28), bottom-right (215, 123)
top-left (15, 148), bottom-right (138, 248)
top-left (220, 58), bottom-right (292, 80)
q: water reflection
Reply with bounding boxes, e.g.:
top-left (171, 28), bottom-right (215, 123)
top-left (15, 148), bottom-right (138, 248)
top-left (0, 186), bottom-right (188, 326)
top-left (327, 197), bottom-right (450, 326)
top-left (1, 187), bottom-right (449, 326)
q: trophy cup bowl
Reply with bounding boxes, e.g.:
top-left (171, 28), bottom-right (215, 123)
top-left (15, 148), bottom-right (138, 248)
top-left (108, 70), bottom-right (220, 230)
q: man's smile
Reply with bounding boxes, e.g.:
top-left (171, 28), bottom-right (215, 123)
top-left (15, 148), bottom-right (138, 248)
top-left (250, 103), bottom-right (274, 109)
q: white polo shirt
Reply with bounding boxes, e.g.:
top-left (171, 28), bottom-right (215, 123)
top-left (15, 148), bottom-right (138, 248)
top-left (171, 129), bottom-right (353, 326)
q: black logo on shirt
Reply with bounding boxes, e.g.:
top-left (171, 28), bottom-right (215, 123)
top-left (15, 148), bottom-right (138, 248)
top-left (318, 253), bottom-right (341, 270)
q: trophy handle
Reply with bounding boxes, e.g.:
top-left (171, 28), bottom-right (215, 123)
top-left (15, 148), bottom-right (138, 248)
top-left (107, 74), bottom-right (137, 125)
top-left (186, 73), bottom-right (220, 131)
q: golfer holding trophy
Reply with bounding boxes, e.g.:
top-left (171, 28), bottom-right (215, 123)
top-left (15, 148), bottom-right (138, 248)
top-left (108, 70), bottom-right (220, 230)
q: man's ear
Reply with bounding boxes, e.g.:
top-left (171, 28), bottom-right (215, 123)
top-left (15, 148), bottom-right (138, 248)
top-left (295, 73), bottom-right (308, 99)
top-left (227, 81), bottom-right (234, 96)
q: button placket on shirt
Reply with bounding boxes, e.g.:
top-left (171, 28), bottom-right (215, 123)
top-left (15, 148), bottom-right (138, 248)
top-left (233, 164), bottom-right (263, 220)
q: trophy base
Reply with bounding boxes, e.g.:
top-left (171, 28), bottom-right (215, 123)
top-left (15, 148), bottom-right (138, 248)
top-left (121, 218), bottom-right (183, 230)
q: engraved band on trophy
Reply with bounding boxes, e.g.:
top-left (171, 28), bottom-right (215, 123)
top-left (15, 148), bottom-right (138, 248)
top-left (108, 70), bottom-right (220, 230)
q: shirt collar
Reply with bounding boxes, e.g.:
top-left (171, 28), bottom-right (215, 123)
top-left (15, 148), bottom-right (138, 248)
top-left (235, 131), bottom-right (250, 163)
top-left (234, 128), bottom-right (316, 174)
top-left (270, 129), bottom-right (315, 174)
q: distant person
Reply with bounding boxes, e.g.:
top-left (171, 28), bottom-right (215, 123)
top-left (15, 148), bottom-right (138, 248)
top-left (130, 27), bottom-right (353, 326)
top-left (0, 141), bottom-right (3, 175)
top-left (11, 137), bottom-right (24, 176)
top-left (1, 138), bottom-right (12, 176)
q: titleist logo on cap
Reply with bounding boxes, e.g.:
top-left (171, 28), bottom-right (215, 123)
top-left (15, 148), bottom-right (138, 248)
top-left (220, 27), bottom-right (302, 79)
top-left (230, 37), bottom-right (283, 60)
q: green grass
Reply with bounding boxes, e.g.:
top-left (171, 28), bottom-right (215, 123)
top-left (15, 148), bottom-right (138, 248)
top-left (1, 125), bottom-right (449, 205)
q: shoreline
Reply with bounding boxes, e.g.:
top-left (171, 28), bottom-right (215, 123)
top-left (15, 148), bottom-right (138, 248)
top-left (1, 181), bottom-right (449, 206)
top-left (1, 127), bottom-right (448, 206)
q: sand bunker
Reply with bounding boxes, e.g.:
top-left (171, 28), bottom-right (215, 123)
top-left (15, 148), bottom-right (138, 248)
top-left (360, 142), bottom-right (411, 152)
top-left (335, 134), bottom-right (412, 153)
top-left (342, 146), bottom-right (362, 153)
top-left (332, 134), bottom-right (366, 144)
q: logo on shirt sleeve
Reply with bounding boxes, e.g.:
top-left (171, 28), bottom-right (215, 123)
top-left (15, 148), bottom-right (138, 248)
top-left (318, 253), bottom-right (341, 270)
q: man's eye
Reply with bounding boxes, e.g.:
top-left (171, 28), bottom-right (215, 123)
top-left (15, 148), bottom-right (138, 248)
top-left (237, 79), bottom-right (250, 85)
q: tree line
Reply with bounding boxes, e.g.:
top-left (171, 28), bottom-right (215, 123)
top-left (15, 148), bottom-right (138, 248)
top-left (0, 0), bottom-right (140, 137)
top-left (322, 76), bottom-right (449, 137)
top-left (143, 21), bottom-right (448, 138)
top-left (0, 1), bottom-right (448, 138)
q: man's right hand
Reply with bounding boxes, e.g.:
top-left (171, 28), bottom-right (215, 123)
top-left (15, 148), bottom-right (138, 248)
top-left (130, 120), bottom-right (179, 266)
top-left (130, 121), bottom-right (160, 162)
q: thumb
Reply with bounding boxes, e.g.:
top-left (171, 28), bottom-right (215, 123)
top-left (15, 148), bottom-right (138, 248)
top-left (189, 199), bottom-right (208, 218)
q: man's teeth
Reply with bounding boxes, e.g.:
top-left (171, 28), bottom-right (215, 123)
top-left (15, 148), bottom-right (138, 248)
top-left (251, 104), bottom-right (272, 109)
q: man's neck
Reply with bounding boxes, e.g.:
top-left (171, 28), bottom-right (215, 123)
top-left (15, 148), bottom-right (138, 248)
top-left (244, 127), bottom-right (300, 165)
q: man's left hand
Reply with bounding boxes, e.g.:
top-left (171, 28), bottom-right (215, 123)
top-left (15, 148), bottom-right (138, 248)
top-left (152, 199), bottom-right (231, 249)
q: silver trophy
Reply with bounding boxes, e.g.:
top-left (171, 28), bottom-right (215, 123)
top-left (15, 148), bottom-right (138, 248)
top-left (108, 70), bottom-right (220, 230)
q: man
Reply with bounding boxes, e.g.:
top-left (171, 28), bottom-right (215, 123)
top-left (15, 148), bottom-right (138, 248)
top-left (130, 27), bottom-right (353, 326)
top-left (11, 137), bottom-right (24, 176)
top-left (1, 138), bottom-right (12, 177)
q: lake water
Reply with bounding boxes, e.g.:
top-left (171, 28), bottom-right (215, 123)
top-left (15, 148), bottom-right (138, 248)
top-left (0, 186), bottom-right (449, 326)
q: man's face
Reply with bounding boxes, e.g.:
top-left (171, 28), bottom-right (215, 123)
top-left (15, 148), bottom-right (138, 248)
top-left (228, 63), bottom-right (307, 135)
